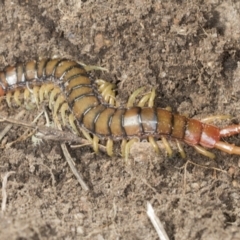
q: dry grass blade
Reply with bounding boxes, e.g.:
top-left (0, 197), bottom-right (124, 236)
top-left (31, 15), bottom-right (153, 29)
top-left (61, 143), bottom-right (89, 191)
top-left (0, 110), bottom-right (26, 142)
top-left (1, 171), bottom-right (15, 213)
top-left (147, 202), bottom-right (169, 240)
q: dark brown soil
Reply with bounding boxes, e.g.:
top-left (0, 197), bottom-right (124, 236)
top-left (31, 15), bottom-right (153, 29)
top-left (1, 1), bottom-right (240, 239)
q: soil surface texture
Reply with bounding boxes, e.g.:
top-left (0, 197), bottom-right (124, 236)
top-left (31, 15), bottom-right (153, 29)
top-left (0, 1), bottom-right (240, 239)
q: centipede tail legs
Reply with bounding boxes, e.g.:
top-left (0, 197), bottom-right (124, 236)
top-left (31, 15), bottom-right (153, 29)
top-left (213, 125), bottom-right (240, 154)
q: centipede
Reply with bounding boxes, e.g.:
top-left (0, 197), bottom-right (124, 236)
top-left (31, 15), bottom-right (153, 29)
top-left (1, 58), bottom-right (240, 160)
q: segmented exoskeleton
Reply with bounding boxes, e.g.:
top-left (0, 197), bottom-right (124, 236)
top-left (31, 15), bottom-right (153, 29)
top-left (1, 58), bottom-right (240, 159)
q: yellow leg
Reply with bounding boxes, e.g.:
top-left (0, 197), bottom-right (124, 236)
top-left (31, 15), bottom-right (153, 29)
top-left (194, 145), bottom-right (215, 159)
top-left (138, 93), bottom-right (151, 107)
top-left (124, 138), bottom-right (138, 163)
top-left (176, 140), bottom-right (186, 158)
top-left (13, 89), bottom-right (21, 106)
top-left (127, 87), bottom-right (145, 107)
top-left (69, 114), bottom-right (78, 134)
top-left (148, 136), bottom-right (160, 154)
top-left (121, 139), bottom-right (127, 158)
top-left (60, 103), bottom-right (69, 126)
top-left (39, 85), bottom-right (46, 103)
top-left (6, 92), bottom-right (12, 108)
top-left (201, 115), bottom-right (232, 123)
top-left (96, 79), bottom-right (117, 106)
top-left (161, 136), bottom-right (173, 157)
top-left (106, 138), bottom-right (114, 156)
top-left (33, 86), bottom-right (40, 106)
top-left (148, 87), bottom-right (156, 107)
top-left (24, 88), bottom-right (30, 103)
top-left (44, 83), bottom-right (55, 98)
top-left (49, 88), bottom-right (61, 110)
top-left (102, 84), bottom-right (116, 102)
top-left (93, 135), bottom-right (99, 154)
top-left (81, 64), bottom-right (108, 72)
top-left (53, 94), bottom-right (65, 116)
top-left (165, 106), bottom-right (172, 111)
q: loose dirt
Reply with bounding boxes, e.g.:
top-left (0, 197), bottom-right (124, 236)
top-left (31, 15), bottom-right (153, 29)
top-left (0, 1), bottom-right (240, 239)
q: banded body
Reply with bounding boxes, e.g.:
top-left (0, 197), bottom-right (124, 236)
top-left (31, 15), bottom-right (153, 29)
top-left (1, 58), bottom-right (240, 158)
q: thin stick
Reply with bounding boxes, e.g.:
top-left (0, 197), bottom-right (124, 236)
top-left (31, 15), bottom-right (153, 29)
top-left (61, 143), bottom-right (89, 191)
top-left (1, 171), bottom-right (15, 213)
top-left (147, 202), bottom-right (170, 240)
top-left (0, 110), bottom-right (26, 142)
top-left (0, 115), bottom-right (108, 153)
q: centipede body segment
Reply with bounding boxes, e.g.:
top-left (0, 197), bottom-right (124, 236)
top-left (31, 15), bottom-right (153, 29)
top-left (1, 58), bottom-right (240, 159)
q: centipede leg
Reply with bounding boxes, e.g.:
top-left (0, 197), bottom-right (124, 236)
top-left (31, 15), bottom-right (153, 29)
top-left (138, 87), bottom-right (156, 107)
top-left (127, 87), bottom-right (145, 107)
top-left (69, 114), bottom-right (79, 134)
top-left (138, 93), bottom-right (151, 107)
top-left (82, 64), bottom-right (108, 72)
top-left (24, 88), bottom-right (30, 102)
top-left (161, 136), bottom-right (173, 157)
top-left (124, 138), bottom-right (139, 162)
top-left (49, 88), bottom-right (61, 110)
top-left (6, 92), bottom-right (12, 108)
top-left (44, 83), bottom-right (55, 98)
top-left (148, 87), bottom-right (156, 108)
top-left (81, 128), bottom-right (93, 143)
top-left (13, 89), bottom-right (21, 106)
top-left (33, 86), bottom-right (40, 106)
top-left (176, 140), bottom-right (186, 158)
top-left (194, 145), bottom-right (215, 159)
top-left (121, 139), bottom-right (127, 158)
top-left (93, 135), bottom-right (99, 154)
top-left (60, 103), bottom-right (69, 126)
top-left (96, 79), bottom-right (117, 106)
top-left (53, 94), bottom-right (65, 116)
top-left (148, 136), bottom-right (160, 154)
top-left (201, 115), bottom-right (232, 123)
top-left (106, 138), bottom-right (113, 156)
